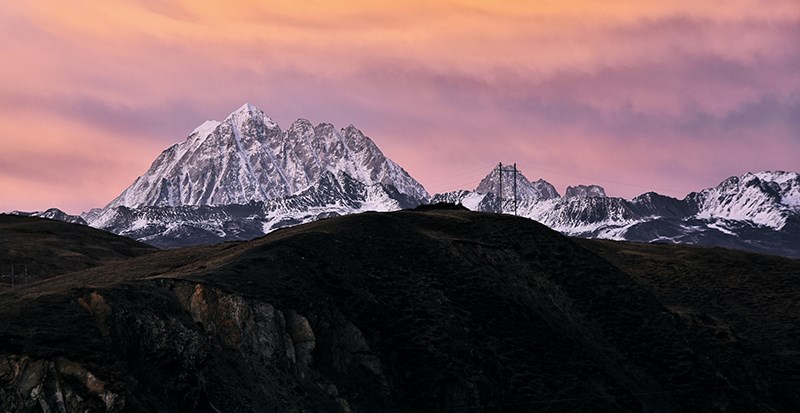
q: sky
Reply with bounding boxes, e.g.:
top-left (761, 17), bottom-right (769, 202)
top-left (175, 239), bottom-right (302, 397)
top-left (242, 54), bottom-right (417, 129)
top-left (1, 0), bottom-right (798, 214)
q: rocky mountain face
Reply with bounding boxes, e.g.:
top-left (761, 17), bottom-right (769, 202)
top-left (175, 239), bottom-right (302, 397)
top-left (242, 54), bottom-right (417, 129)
top-left (92, 171), bottom-right (420, 248)
top-left (432, 169), bottom-right (800, 258)
top-left (565, 184), bottom-right (606, 198)
top-left (80, 104), bottom-right (428, 247)
top-left (2, 209), bottom-right (800, 412)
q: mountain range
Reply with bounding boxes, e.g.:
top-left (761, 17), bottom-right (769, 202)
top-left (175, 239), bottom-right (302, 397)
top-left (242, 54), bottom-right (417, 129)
top-left (11, 103), bottom-right (800, 257)
top-left (434, 168), bottom-right (800, 258)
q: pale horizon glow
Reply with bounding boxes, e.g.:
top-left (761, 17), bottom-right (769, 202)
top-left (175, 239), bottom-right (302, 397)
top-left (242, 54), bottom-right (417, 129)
top-left (1, 1), bottom-right (798, 214)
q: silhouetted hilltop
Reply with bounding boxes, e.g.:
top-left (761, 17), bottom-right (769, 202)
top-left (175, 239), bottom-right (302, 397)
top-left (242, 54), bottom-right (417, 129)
top-left (0, 214), bottom-right (156, 285)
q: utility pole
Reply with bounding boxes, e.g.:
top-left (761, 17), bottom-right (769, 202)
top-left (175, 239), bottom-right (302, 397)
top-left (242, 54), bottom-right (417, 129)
top-left (513, 163), bottom-right (518, 216)
top-left (498, 162), bottom-right (503, 213)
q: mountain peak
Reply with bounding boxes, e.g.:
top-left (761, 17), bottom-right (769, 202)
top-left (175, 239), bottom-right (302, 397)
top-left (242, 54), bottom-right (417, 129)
top-left (565, 185), bottom-right (606, 198)
top-left (95, 106), bottom-right (429, 216)
top-left (289, 118), bottom-right (314, 131)
top-left (11, 208), bottom-right (87, 225)
top-left (751, 170), bottom-right (799, 185)
top-left (234, 102), bottom-right (259, 114)
top-left (689, 170), bottom-right (800, 229)
top-left (475, 167), bottom-right (559, 200)
top-left (228, 103), bottom-right (277, 123)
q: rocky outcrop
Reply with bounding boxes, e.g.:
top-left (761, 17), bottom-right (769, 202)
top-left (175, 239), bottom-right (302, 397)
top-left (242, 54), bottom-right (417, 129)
top-left (0, 356), bottom-right (121, 412)
top-left (564, 184), bottom-right (606, 198)
top-left (1, 282), bottom-right (394, 412)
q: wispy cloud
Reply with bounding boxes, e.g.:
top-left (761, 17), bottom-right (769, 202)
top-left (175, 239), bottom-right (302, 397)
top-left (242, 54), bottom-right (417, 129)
top-left (1, 1), bottom-right (798, 212)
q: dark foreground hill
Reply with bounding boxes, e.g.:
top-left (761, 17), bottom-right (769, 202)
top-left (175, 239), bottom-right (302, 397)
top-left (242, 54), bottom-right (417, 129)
top-left (1, 210), bottom-right (799, 412)
top-left (578, 238), bottom-right (800, 381)
top-left (0, 214), bottom-right (156, 285)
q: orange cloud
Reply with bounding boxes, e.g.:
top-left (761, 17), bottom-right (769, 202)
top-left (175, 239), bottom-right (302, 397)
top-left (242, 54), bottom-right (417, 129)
top-left (1, 1), bottom-right (798, 213)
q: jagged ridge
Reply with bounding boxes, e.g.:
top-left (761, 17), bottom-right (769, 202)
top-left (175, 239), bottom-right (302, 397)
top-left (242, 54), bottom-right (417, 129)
top-left (98, 103), bottom-right (427, 212)
top-left (432, 168), bottom-right (800, 258)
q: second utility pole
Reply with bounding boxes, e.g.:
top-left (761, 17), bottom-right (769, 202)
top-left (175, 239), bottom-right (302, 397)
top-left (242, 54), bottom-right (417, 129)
top-left (496, 162), bottom-right (519, 216)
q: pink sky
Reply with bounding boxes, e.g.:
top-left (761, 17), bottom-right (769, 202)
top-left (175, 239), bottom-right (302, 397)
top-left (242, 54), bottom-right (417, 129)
top-left (1, 1), bottom-right (798, 214)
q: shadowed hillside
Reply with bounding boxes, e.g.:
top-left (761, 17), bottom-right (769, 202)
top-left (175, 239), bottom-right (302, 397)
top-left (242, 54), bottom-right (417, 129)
top-left (1, 210), bottom-right (798, 412)
top-left (578, 238), bottom-right (800, 397)
top-left (0, 214), bottom-right (157, 286)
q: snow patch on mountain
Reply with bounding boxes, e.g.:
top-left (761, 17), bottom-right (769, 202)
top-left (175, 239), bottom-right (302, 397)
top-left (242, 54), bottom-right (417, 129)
top-left (706, 220), bottom-right (738, 236)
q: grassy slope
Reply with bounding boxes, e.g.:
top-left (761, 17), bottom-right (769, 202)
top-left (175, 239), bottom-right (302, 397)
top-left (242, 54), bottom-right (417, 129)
top-left (1, 210), bottom-right (799, 411)
top-left (578, 238), bottom-right (800, 391)
top-left (0, 214), bottom-right (157, 284)
top-left (577, 239), bottom-right (800, 349)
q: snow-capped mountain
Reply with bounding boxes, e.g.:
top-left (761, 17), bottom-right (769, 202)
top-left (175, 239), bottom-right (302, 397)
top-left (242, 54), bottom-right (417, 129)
top-left (689, 171), bottom-right (800, 229)
top-left (99, 103), bottom-right (426, 212)
top-left (433, 168), bottom-right (800, 258)
top-left (82, 104), bottom-right (428, 246)
top-left (434, 168), bottom-right (640, 235)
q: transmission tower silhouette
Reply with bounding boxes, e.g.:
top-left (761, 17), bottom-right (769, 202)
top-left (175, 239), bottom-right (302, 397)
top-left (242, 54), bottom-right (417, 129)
top-left (495, 162), bottom-right (518, 215)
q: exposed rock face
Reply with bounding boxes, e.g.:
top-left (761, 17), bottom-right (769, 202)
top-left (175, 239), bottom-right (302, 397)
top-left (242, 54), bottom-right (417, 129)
top-left (88, 171), bottom-right (421, 248)
top-left (564, 184), bottom-right (606, 198)
top-left (0, 356), bottom-right (121, 412)
top-left (1, 282), bottom-right (392, 412)
top-left (475, 168), bottom-right (559, 201)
